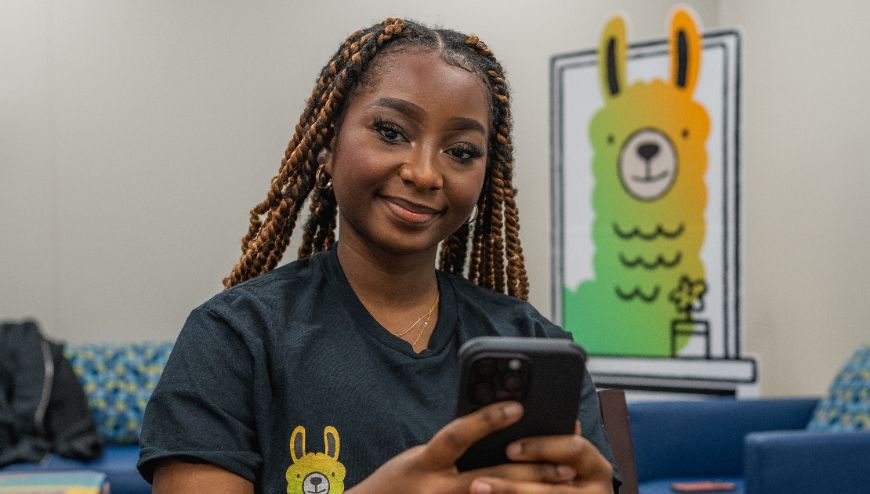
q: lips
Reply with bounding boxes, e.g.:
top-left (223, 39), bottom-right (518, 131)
top-left (381, 195), bottom-right (443, 224)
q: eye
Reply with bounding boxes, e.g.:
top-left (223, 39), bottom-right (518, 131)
top-left (372, 117), bottom-right (407, 144)
top-left (607, 134), bottom-right (615, 145)
top-left (446, 143), bottom-right (484, 164)
top-left (681, 128), bottom-right (690, 139)
top-left (331, 472), bottom-right (335, 477)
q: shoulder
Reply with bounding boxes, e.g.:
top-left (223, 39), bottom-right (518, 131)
top-left (188, 253), bottom-right (332, 341)
top-left (441, 271), bottom-right (570, 340)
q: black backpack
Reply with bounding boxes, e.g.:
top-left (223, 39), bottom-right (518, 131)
top-left (0, 320), bottom-right (103, 466)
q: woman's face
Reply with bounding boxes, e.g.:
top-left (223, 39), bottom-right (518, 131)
top-left (323, 49), bottom-right (490, 259)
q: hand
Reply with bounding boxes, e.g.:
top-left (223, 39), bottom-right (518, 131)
top-left (348, 402), bottom-right (612, 494)
top-left (468, 421), bottom-right (614, 494)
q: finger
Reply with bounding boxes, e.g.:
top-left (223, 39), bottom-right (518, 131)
top-left (461, 462), bottom-right (577, 485)
top-left (506, 436), bottom-right (612, 483)
top-left (575, 420), bottom-right (581, 435)
top-left (423, 401), bottom-right (523, 467)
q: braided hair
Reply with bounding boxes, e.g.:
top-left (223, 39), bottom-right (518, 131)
top-left (224, 18), bottom-right (529, 300)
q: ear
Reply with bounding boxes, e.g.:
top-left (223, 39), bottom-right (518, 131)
top-left (669, 8), bottom-right (702, 95)
top-left (599, 16), bottom-right (627, 101)
top-left (318, 146), bottom-right (334, 175)
top-left (290, 426), bottom-right (306, 463)
top-left (323, 426), bottom-right (340, 460)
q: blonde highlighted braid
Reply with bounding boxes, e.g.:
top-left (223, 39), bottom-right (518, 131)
top-left (225, 19), bottom-right (529, 300)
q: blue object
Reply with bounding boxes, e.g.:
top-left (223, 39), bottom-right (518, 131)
top-left (65, 342), bottom-right (173, 444)
top-left (2, 446), bottom-right (147, 494)
top-left (808, 346), bottom-right (870, 431)
top-left (629, 397), bottom-right (870, 494)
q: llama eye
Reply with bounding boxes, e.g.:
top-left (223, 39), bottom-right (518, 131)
top-left (607, 134), bottom-right (615, 145)
top-left (297, 474), bottom-right (301, 478)
top-left (331, 472), bottom-right (335, 477)
top-left (682, 128), bottom-right (690, 139)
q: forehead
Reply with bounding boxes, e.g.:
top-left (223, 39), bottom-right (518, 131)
top-left (351, 50), bottom-right (491, 126)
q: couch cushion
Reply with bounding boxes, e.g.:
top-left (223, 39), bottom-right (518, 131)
top-left (65, 342), bottom-right (173, 444)
top-left (808, 346), bottom-right (870, 431)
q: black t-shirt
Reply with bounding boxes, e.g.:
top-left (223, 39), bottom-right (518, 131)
top-left (138, 248), bottom-right (617, 492)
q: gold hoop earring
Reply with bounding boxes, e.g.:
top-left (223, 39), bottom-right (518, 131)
top-left (315, 165), bottom-right (333, 191)
top-left (466, 204), bottom-right (478, 225)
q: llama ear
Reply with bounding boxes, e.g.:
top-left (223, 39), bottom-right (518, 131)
top-left (290, 426), bottom-right (306, 463)
top-left (669, 8), bottom-right (702, 95)
top-left (323, 426), bottom-right (340, 460)
top-left (599, 16), bottom-right (627, 101)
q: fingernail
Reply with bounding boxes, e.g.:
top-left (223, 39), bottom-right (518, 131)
top-left (472, 481), bottom-right (492, 494)
top-left (557, 465), bottom-right (577, 479)
top-left (503, 402), bottom-right (522, 419)
top-left (506, 442), bottom-right (523, 458)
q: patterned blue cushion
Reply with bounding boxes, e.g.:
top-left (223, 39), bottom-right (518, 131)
top-left (808, 346), bottom-right (870, 431)
top-left (65, 342), bottom-right (173, 443)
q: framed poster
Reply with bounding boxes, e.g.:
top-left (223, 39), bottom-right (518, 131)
top-left (550, 12), bottom-right (756, 394)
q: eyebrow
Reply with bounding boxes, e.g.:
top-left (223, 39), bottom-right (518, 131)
top-left (370, 97), bottom-right (487, 135)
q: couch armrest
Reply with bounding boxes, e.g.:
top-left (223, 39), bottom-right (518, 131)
top-left (744, 430), bottom-right (870, 494)
top-left (629, 398), bottom-right (818, 482)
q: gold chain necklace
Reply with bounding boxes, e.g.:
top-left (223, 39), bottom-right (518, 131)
top-left (412, 294), bottom-right (440, 347)
top-left (394, 293), bottom-right (440, 338)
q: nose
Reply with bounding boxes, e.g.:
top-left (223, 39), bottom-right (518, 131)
top-left (399, 150), bottom-right (443, 191)
top-left (310, 477), bottom-right (322, 486)
top-left (637, 142), bottom-right (660, 161)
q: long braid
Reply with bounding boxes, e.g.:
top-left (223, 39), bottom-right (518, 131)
top-left (461, 34), bottom-right (529, 299)
top-left (225, 18), bottom-right (410, 287)
top-left (238, 32), bottom-right (363, 255)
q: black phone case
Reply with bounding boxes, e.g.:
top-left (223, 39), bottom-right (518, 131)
top-left (454, 337), bottom-right (585, 471)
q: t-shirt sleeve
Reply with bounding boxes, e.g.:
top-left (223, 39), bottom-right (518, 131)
top-left (137, 305), bottom-right (262, 483)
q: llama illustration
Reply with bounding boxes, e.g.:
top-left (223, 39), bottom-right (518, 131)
top-left (286, 425), bottom-right (346, 494)
top-left (564, 10), bottom-right (711, 357)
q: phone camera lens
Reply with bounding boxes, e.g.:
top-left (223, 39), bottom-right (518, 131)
top-left (501, 372), bottom-right (524, 392)
top-left (474, 359), bottom-right (497, 379)
top-left (472, 382), bottom-right (496, 404)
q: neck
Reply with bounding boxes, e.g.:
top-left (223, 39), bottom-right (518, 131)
top-left (336, 233), bottom-right (442, 353)
top-left (336, 238), bottom-right (439, 309)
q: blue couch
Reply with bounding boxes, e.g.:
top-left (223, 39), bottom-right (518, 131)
top-left (629, 397), bottom-right (870, 494)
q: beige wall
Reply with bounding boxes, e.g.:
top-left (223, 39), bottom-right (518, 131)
top-left (719, 0), bottom-right (870, 396)
top-left (3, 0), bottom-right (866, 397)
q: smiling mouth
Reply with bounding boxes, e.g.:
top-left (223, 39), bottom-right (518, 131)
top-left (382, 196), bottom-right (442, 224)
top-left (631, 170), bottom-right (669, 183)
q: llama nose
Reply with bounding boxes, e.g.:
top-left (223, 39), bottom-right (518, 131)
top-left (637, 142), bottom-right (660, 161)
top-left (310, 477), bottom-right (322, 486)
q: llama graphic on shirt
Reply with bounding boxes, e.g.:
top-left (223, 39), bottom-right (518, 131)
top-left (286, 425), bottom-right (346, 494)
top-left (563, 10), bottom-right (711, 357)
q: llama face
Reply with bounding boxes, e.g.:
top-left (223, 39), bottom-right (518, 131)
top-left (286, 426), bottom-right (346, 494)
top-left (618, 128), bottom-right (677, 201)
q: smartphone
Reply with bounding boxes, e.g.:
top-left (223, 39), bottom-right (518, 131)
top-left (454, 336), bottom-right (586, 471)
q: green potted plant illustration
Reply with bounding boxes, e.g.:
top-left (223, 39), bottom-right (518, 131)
top-left (669, 276), bottom-right (710, 357)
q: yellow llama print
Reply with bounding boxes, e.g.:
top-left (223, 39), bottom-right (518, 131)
top-left (286, 426), bottom-right (346, 494)
top-left (564, 10), bottom-right (711, 356)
